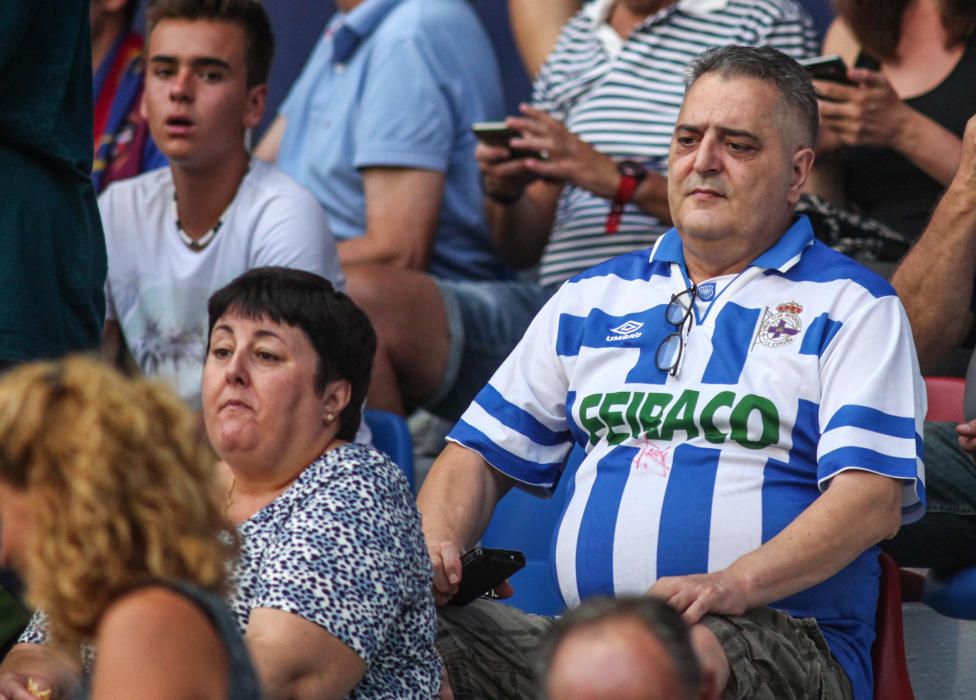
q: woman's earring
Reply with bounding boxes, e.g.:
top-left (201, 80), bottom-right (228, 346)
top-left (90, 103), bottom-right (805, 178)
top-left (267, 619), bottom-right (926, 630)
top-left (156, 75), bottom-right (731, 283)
top-left (324, 413), bottom-right (335, 425)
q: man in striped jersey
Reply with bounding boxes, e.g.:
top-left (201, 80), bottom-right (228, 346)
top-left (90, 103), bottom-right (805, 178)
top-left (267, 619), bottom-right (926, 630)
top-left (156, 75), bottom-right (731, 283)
top-left (420, 46), bottom-right (925, 700)
top-left (356, 0), bottom-right (818, 424)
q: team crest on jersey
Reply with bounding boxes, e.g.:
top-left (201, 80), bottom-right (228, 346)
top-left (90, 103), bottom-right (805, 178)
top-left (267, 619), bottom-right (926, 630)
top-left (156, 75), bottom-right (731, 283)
top-left (606, 320), bottom-right (645, 342)
top-left (697, 281), bottom-right (716, 301)
top-left (757, 301), bottom-right (803, 348)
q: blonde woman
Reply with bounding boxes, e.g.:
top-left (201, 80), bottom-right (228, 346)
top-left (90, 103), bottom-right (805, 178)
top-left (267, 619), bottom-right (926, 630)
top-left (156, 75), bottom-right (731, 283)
top-left (0, 357), bottom-right (260, 700)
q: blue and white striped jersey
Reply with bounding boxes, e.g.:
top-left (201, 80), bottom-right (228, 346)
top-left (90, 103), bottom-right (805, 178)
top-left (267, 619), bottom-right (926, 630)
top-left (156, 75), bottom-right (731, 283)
top-left (533, 0), bottom-right (818, 288)
top-left (449, 216), bottom-right (925, 700)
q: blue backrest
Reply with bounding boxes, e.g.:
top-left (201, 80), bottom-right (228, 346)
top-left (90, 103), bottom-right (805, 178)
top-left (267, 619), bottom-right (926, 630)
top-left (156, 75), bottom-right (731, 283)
top-left (363, 409), bottom-right (415, 492)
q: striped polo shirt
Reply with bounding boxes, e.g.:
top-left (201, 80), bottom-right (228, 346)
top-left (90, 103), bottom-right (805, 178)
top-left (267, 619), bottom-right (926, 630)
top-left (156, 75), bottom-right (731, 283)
top-left (533, 0), bottom-right (818, 288)
top-left (448, 216), bottom-right (926, 700)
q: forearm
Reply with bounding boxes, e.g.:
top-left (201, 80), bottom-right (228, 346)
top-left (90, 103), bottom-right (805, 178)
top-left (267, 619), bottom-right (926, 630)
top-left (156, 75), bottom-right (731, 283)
top-left (632, 172), bottom-right (671, 223)
top-left (488, 181), bottom-right (560, 269)
top-left (507, 0), bottom-right (578, 76)
top-left (892, 107), bottom-right (962, 187)
top-left (892, 183), bottom-right (976, 370)
top-left (417, 444), bottom-right (512, 550)
top-left (725, 471), bottom-right (902, 608)
top-left (338, 235), bottom-right (428, 270)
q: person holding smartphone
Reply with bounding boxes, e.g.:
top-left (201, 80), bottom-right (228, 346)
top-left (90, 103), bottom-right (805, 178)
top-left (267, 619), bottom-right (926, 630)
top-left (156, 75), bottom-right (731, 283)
top-left (807, 0), bottom-right (976, 241)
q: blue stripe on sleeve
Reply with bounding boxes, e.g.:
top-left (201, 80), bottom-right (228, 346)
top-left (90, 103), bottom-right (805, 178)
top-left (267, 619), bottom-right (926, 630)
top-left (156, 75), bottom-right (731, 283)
top-left (575, 447), bottom-right (636, 599)
top-left (474, 384), bottom-right (572, 447)
top-left (702, 303), bottom-right (761, 384)
top-left (799, 312), bottom-right (842, 357)
top-left (447, 419), bottom-right (565, 488)
top-left (818, 446), bottom-right (919, 481)
top-left (656, 444), bottom-right (720, 577)
top-left (824, 405), bottom-right (917, 440)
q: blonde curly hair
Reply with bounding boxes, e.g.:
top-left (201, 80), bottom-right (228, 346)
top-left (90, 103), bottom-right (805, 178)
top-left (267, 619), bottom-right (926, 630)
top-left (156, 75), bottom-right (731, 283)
top-left (0, 356), bottom-right (234, 653)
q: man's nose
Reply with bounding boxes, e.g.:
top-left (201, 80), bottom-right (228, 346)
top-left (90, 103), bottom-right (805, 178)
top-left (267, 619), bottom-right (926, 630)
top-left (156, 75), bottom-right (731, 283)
top-left (170, 68), bottom-right (194, 102)
top-left (692, 136), bottom-right (722, 175)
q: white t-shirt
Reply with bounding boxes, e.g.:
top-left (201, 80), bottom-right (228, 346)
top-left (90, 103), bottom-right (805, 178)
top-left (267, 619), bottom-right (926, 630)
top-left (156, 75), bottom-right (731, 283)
top-left (102, 160), bottom-right (345, 408)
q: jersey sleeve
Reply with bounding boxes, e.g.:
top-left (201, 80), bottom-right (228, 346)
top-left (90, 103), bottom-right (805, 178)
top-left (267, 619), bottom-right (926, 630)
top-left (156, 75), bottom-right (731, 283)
top-left (447, 291), bottom-right (575, 493)
top-left (816, 294), bottom-right (926, 523)
top-left (249, 181), bottom-right (346, 292)
top-left (352, 36), bottom-right (453, 172)
top-left (250, 456), bottom-right (427, 664)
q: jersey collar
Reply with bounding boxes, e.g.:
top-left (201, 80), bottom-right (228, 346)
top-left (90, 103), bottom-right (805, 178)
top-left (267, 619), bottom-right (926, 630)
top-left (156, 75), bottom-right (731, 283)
top-left (330, 0), bottom-right (402, 64)
top-left (649, 214), bottom-right (816, 275)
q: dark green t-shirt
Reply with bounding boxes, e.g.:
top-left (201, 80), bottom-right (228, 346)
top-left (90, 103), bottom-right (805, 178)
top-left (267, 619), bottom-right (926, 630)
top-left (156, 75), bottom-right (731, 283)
top-left (0, 0), bottom-right (106, 361)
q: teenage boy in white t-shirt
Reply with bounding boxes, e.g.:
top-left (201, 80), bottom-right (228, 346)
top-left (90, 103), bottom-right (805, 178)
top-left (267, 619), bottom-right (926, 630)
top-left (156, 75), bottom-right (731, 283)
top-left (100, 0), bottom-right (343, 408)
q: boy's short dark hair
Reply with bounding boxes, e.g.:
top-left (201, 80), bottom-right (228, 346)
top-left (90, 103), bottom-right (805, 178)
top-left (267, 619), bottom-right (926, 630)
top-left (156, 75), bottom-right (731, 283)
top-left (147, 0), bottom-right (274, 87)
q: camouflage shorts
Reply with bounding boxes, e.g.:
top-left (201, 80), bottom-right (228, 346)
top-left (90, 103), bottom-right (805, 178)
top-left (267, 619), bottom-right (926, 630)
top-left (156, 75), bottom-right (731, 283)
top-left (436, 600), bottom-right (852, 700)
top-left (700, 607), bottom-right (853, 700)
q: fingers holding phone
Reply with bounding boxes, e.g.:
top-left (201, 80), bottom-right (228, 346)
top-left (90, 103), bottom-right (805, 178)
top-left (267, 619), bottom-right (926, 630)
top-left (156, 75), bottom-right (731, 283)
top-left (473, 123), bottom-right (540, 204)
top-left (429, 539), bottom-right (464, 607)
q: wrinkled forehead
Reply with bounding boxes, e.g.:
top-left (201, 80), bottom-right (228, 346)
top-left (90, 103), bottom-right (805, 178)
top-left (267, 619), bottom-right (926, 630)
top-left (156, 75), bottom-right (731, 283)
top-left (678, 73), bottom-right (807, 149)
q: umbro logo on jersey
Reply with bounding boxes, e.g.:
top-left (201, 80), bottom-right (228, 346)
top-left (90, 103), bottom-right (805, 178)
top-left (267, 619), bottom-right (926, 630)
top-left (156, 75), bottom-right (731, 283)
top-left (606, 320), bottom-right (645, 342)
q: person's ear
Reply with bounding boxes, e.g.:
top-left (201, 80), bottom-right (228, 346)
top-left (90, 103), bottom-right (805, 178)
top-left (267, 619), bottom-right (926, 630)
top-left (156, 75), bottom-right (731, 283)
top-left (321, 379), bottom-right (352, 427)
top-left (788, 146), bottom-right (816, 206)
top-left (243, 83), bottom-right (267, 131)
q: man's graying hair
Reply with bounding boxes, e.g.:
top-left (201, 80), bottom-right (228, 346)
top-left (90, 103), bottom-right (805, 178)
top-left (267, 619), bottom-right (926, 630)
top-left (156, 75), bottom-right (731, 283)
top-left (686, 45), bottom-right (819, 148)
top-left (536, 595), bottom-right (703, 700)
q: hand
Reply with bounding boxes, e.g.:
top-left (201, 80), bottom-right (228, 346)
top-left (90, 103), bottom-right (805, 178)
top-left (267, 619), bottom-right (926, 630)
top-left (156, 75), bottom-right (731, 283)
top-left (475, 140), bottom-right (538, 204)
top-left (648, 569), bottom-right (750, 625)
top-left (428, 540), bottom-right (464, 607)
top-left (956, 417), bottom-right (976, 455)
top-left (506, 104), bottom-right (619, 199)
top-left (0, 673), bottom-right (56, 700)
top-left (815, 68), bottom-right (910, 150)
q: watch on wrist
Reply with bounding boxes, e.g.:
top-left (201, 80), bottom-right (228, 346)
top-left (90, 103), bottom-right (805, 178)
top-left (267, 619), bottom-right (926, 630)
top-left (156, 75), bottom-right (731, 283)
top-left (606, 160), bottom-right (648, 234)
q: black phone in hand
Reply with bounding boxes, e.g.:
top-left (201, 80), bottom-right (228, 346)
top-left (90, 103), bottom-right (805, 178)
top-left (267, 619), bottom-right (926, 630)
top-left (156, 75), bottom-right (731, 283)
top-left (448, 547), bottom-right (526, 606)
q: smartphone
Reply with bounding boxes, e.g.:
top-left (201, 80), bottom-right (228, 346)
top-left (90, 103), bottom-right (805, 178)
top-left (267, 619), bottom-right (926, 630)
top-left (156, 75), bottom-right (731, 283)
top-left (798, 55), bottom-right (854, 85)
top-left (448, 547), bottom-right (526, 606)
top-left (472, 121), bottom-right (544, 160)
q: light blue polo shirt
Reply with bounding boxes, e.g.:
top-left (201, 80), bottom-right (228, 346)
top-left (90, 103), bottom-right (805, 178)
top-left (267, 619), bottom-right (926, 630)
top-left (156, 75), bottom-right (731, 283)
top-left (277, 0), bottom-right (509, 282)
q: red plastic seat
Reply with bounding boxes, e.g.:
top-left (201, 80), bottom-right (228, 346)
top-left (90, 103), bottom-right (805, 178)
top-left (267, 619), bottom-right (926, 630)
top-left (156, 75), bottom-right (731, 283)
top-left (923, 375), bottom-right (965, 423)
top-left (872, 553), bottom-right (915, 700)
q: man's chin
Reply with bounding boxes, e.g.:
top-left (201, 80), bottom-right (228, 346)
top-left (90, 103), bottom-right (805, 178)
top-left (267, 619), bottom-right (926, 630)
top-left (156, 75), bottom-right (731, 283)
top-left (674, 216), bottom-right (730, 242)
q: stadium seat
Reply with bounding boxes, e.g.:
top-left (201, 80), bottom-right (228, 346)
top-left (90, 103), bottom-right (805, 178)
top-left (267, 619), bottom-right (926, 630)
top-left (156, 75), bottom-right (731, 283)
top-left (872, 553), bottom-right (915, 700)
top-left (923, 375), bottom-right (966, 423)
top-left (480, 446), bottom-right (584, 616)
top-left (364, 409), bottom-right (414, 492)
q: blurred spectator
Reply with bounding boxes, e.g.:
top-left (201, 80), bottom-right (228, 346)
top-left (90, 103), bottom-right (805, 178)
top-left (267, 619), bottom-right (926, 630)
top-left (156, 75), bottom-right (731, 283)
top-left (507, 0), bottom-right (580, 77)
top-left (885, 114), bottom-right (976, 570)
top-left (90, 0), bottom-right (167, 193)
top-left (100, 0), bottom-right (343, 409)
top-left (0, 357), bottom-right (260, 699)
top-left (538, 596), bottom-right (717, 700)
top-left (4, 268), bottom-right (442, 698)
top-left (0, 0), bottom-right (105, 369)
top-left (354, 0), bottom-right (818, 419)
top-left (255, 0), bottom-right (508, 283)
top-left (807, 0), bottom-right (976, 240)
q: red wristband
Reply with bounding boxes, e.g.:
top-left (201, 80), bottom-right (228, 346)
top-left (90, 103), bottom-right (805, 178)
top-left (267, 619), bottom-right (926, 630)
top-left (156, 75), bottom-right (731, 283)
top-left (606, 160), bottom-right (647, 234)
